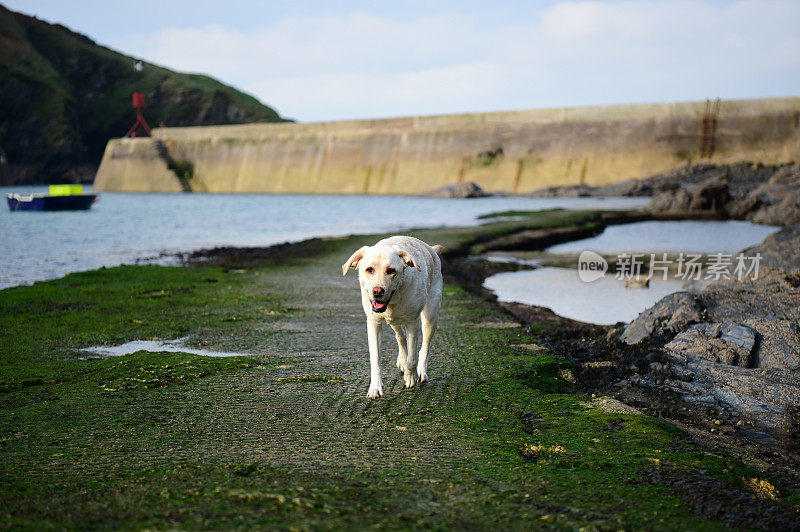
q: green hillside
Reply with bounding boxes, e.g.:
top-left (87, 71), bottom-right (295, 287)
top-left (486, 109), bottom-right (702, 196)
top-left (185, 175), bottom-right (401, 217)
top-left (0, 4), bottom-right (287, 185)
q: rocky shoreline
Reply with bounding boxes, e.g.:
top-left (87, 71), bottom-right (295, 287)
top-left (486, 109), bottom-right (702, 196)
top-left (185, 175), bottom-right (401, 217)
top-left (613, 225), bottom-right (800, 440)
top-left (425, 162), bottom-right (800, 226)
top-left (438, 215), bottom-right (800, 483)
top-left (525, 162), bottom-right (800, 223)
top-left (425, 163), bottom-right (800, 461)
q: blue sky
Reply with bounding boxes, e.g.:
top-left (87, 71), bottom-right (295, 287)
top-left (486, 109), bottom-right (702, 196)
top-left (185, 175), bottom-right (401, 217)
top-left (5, 1), bottom-right (799, 122)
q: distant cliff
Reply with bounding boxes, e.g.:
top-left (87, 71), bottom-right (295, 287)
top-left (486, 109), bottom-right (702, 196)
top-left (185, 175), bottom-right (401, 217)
top-left (0, 4), bottom-right (287, 185)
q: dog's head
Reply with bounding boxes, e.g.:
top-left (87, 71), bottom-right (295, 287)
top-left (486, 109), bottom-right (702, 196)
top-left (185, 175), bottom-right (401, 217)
top-left (342, 244), bottom-right (420, 313)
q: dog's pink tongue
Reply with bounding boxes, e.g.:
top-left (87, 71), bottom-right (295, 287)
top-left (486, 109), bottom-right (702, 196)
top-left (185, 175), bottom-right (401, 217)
top-left (372, 300), bottom-right (386, 311)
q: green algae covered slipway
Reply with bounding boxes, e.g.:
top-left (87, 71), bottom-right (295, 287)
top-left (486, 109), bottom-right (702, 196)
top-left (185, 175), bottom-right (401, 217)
top-left (2, 210), bottom-right (799, 530)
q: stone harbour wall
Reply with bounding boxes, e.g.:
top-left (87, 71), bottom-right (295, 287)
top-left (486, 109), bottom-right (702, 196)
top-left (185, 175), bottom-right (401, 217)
top-left (93, 97), bottom-right (800, 194)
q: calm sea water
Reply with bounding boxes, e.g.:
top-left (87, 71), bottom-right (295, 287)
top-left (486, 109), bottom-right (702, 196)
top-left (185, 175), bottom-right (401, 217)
top-left (485, 267), bottom-right (687, 325)
top-left (547, 220), bottom-right (780, 254)
top-left (0, 186), bottom-right (649, 289)
top-left (485, 220), bottom-right (781, 324)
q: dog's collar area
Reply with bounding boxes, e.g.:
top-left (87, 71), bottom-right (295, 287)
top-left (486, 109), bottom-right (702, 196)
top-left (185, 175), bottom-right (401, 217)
top-left (370, 290), bottom-right (395, 313)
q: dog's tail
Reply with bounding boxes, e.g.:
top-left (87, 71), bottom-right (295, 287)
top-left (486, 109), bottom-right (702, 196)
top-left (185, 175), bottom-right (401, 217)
top-left (432, 244), bottom-right (444, 255)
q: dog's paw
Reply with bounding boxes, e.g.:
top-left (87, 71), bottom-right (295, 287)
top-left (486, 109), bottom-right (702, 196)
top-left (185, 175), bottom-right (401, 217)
top-left (403, 368), bottom-right (418, 388)
top-left (396, 356), bottom-right (406, 371)
top-left (366, 386), bottom-right (384, 399)
top-left (417, 369), bottom-right (428, 383)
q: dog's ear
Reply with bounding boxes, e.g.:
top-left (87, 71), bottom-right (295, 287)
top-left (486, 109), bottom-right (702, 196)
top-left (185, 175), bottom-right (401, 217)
top-left (432, 244), bottom-right (444, 255)
top-left (342, 246), bottom-right (369, 276)
top-left (398, 249), bottom-right (421, 271)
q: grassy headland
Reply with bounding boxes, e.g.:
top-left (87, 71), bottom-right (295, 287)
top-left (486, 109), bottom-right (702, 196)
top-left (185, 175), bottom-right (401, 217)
top-left (1, 210), bottom-right (798, 529)
top-left (0, 4), bottom-right (287, 185)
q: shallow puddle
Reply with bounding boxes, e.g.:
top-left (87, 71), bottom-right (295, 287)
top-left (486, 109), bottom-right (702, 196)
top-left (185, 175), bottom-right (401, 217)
top-left (484, 267), bottom-right (687, 325)
top-left (484, 220), bottom-right (780, 325)
top-left (82, 337), bottom-right (254, 358)
top-left (547, 220), bottom-right (780, 254)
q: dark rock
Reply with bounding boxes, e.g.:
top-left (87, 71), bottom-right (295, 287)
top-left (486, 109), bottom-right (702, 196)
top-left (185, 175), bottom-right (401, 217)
top-left (617, 216), bottom-right (800, 435)
top-left (656, 351), bottom-right (800, 432)
top-left (665, 322), bottom-right (755, 367)
top-left (608, 163), bottom-right (722, 197)
top-left (524, 162), bottom-right (800, 227)
top-left (603, 178), bottom-right (657, 196)
top-left (747, 191), bottom-right (800, 227)
top-left (696, 269), bottom-right (800, 326)
top-left (686, 173), bottom-right (729, 211)
top-left (740, 165), bottom-right (800, 226)
top-left (631, 269), bottom-right (800, 362)
top-left (622, 262), bottom-right (800, 433)
top-left (650, 187), bottom-right (691, 212)
top-left (724, 194), bottom-right (759, 219)
top-left (620, 292), bottom-right (702, 345)
top-left (743, 224), bottom-right (800, 271)
top-left (748, 164), bottom-right (800, 204)
top-left (744, 319), bottom-right (800, 371)
top-left (720, 322), bottom-right (758, 353)
top-left (647, 163), bottom-right (799, 225)
top-left (648, 173), bottom-right (730, 216)
top-left (418, 182), bottom-right (488, 198)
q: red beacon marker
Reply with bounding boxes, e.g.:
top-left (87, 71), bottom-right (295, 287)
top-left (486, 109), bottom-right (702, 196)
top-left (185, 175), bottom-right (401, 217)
top-left (126, 92), bottom-right (151, 137)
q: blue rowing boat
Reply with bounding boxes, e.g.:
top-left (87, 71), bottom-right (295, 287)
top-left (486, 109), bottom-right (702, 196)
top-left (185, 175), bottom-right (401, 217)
top-left (6, 193), bottom-right (97, 211)
top-left (6, 185), bottom-right (98, 211)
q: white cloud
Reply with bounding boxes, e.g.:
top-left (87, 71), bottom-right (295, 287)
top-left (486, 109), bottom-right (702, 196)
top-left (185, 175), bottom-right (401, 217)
top-left (120, 1), bottom-right (800, 121)
top-left (245, 62), bottom-right (514, 120)
top-left (125, 12), bottom-right (479, 82)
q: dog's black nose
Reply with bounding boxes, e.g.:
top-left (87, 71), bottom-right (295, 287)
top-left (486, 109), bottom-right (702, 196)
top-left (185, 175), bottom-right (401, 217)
top-left (372, 287), bottom-right (384, 299)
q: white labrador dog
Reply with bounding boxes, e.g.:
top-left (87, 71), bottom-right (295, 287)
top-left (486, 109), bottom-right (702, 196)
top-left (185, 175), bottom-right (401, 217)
top-left (342, 236), bottom-right (443, 398)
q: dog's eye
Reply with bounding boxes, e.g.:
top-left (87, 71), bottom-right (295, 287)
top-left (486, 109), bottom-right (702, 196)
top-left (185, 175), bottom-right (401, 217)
top-left (386, 267), bottom-right (396, 275)
top-left (365, 267), bottom-right (374, 274)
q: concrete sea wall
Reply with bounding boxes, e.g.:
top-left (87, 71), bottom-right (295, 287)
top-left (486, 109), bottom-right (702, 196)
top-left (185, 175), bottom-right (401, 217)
top-left (93, 97), bottom-right (800, 194)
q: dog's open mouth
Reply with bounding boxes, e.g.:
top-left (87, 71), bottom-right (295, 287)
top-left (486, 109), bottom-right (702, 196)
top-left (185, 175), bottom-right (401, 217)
top-left (370, 291), bottom-right (394, 313)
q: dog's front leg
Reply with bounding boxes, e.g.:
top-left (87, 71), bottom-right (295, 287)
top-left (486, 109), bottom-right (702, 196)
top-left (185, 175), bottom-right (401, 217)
top-left (403, 317), bottom-right (420, 388)
top-left (391, 324), bottom-right (408, 371)
top-left (366, 319), bottom-right (384, 398)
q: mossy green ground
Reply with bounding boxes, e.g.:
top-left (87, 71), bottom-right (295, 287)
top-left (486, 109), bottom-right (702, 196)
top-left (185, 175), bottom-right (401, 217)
top-left (1, 210), bottom-right (796, 530)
